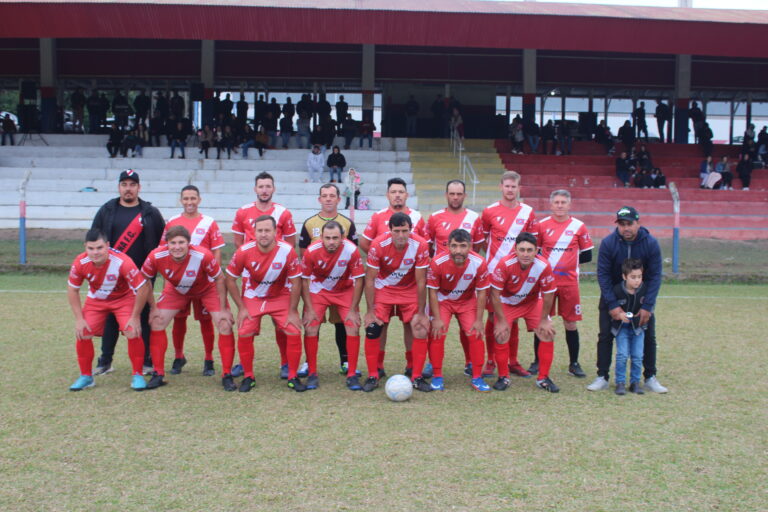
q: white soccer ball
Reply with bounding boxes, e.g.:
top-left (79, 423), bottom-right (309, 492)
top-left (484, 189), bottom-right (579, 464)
top-left (385, 374), bottom-right (413, 402)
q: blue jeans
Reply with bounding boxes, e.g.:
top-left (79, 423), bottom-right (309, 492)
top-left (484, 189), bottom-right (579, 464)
top-left (241, 140), bottom-right (254, 158)
top-left (615, 323), bottom-right (644, 385)
top-left (329, 166), bottom-right (343, 182)
top-left (527, 135), bottom-right (539, 153)
top-left (360, 133), bottom-right (372, 148)
top-left (280, 131), bottom-right (291, 148)
top-left (170, 140), bottom-right (185, 158)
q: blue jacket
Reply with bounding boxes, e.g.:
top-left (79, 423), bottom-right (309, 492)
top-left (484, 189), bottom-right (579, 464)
top-left (597, 226), bottom-right (662, 312)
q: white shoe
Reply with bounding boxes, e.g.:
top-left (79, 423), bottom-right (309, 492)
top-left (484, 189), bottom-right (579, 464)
top-left (743, 187), bottom-right (750, 191)
top-left (587, 376), bottom-right (609, 391)
top-left (644, 376), bottom-right (668, 393)
top-left (297, 362), bottom-right (309, 378)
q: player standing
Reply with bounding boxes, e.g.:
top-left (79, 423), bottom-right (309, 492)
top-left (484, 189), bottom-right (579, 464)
top-left (162, 185), bottom-right (225, 376)
top-left (66, 229), bottom-right (149, 391)
top-left (362, 213), bottom-right (431, 392)
top-left (490, 232), bottom-right (559, 392)
top-left (301, 221), bottom-right (365, 390)
top-left (480, 170), bottom-right (537, 378)
top-left (225, 215), bottom-right (304, 392)
top-left (530, 190), bottom-right (593, 378)
top-left (426, 229), bottom-right (490, 392)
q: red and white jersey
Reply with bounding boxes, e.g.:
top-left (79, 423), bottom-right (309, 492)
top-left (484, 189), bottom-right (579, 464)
top-left (426, 208), bottom-right (484, 255)
top-left (68, 249), bottom-right (146, 301)
top-left (366, 233), bottom-right (430, 290)
top-left (142, 245), bottom-right (221, 296)
top-left (162, 213), bottom-right (225, 252)
top-left (427, 251), bottom-right (489, 303)
top-left (301, 239), bottom-right (364, 294)
top-left (537, 216), bottom-right (593, 285)
top-left (362, 207), bottom-right (427, 242)
top-left (481, 201), bottom-right (538, 273)
top-left (226, 240), bottom-right (300, 299)
top-left (490, 255), bottom-right (556, 307)
top-left (231, 202), bottom-right (297, 243)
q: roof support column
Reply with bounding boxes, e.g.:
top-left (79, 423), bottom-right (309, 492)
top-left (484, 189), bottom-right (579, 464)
top-left (362, 44), bottom-right (375, 122)
top-left (522, 49), bottom-right (536, 123)
top-left (39, 38), bottom-right (57, 132)
top-left (201, 40), bottom-right (215, 126)
top-left (674, 54), bottom-right (691, 144)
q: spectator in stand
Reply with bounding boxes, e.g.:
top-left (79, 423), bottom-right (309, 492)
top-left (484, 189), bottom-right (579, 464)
top-left (240, 124), bottom-right (256, 158)
top-left (155, 91), bottom-right (169, 122)
top-left (509, 115), bottom-right (524, 154)
top-left (297, 115), bottom-right (311, 149)
top-left (279, 115), bottom-right (293, 149)
top-left (556, 119), bottom-right (572, 155)
top-left (405, 95), bottom-right (419, 136)
top-left (649, 168), bottom-right (666, 189)
top-left (317, 94), bottom-right (332, 121)
top-left (595, 120), bottom-right (615, 155)
top-left (198, 125), bottom-right (215, 158)
top-left (618, 120), bottom-right (635, 153)
top-left (310, 124), bottom-right (326, 152)
top-left (106, 123), bottom-right (123, 157)
top-left (169, 121), bottom-right (188, 159)
top-left (736, 153), bottom-right (753, 191)
top-left (254, 127), bottom-right (269, 157)
top-left (86, 90), bottom-right (101, 133)
top-left (217, 125), bottom-right (237, 159)
top-left (743, 123), bottom-right (756, 148)
top-left (268, 98), bottom-right (281, 123)
top-left (253, 94), bottom-right (267, 130)
top-left (654, 99), bottom-right (671, 143)
top-left (541, 120), bottom-right (556, 155)
top-left (635, 144), bottom-right (653, 171)
top-left (112, 91), bottom-right (131, 129)
top-left (335, 95), bottom-right (348, 132)
top-left (70, 87), bottom-right (86, 133)
top-left (236, 94), bottom-right (249, 127)
top-left (699, 155), bottom-right (714, 188)
top-left (282, 97), bottom-right (295, 125)
top-left (359, 115), bottom-right (376, 149)
top-left (121, 129), bottom-right (143, 158)
top-left (632, 167), bottom-right (651, 188)
top-left (615, 151), bottom-right (633, 187)
top-left (523, 118), bottom-right (540, 154)
top-left (342, 114), bottom-right (358, 150)
top-left (170, 90), bottom-right (185, 119)
top-left (1, 114), bottom-right (17, 146)
top-left (296, 93), bottom-right (313, 123)
top-left (689, 101), bottom-right (704, 143)
top-left (98, 93), bottom-right (110, 127)
top-left (321, 115), bottom-right (336, 149)
top-left (133, 90), bottom-right (150, 126)
top-left (450, 108), bottom-right (464, 141)
top-left (220, 94), bottom-right (234, 117)
top-left (633, 101), bottom-right (649, 141)
top-left (699, 122), bottom-right (714, 157)
top-left (136, 122), bottom-right (149, 148)
top-left (431, 94), bottom-right (446, 137)
top-left (262, 111), bottom-right (278, 148)
top-left (716, 155), bottom-right (733, 190)
top-left (307, 145), bottom-right (325, 183)
top-left (149, 110), bottom-right (164, 147)
top-left (327, 145), bottom-right (346, 183)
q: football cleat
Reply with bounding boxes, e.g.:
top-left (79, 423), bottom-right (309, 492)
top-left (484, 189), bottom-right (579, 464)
top-left (130, 374), bottom-right (147, 391)
top-left (346, 375), bottom-right (362, 391)
top-left (413, 377), bottom-right (432, 393)
top-left (568, 362), bottom-right (586, 378)
top-left (508, 363), bottom-right (531, 378)
top-left (463, 363), bottom-right (473, 377)
top-left (146, 372), bottom-right (166, 390)
top-left (69, 375), bottom-right (95, 392)
top-left (536, 377), bottom-right (560, 393)
top-left (362, 377), bottom-right (379, 392)
top-left (430, 376), bottom-right (445, 391)
top-left (306, 374), bottom-right (319, 390)
top-left (492, 376), bottom-right (511, 391)
top-left (222, 374), bottom-right (236, 392)
top-left (93, 364), bottom-right (114, 376)
top-left (470, 377), bottom-right (491, 393)
top-left (202, 360), bottom-right (215, 377)
top-left (239, 376), bottom-right (256, 393)
top-left (231, 364), bottom-right (244, 378)
top-left (297, 362), bottom-right (309, 378)
top-left (279, 364), bottom-right (289, 380)
top-left (170, 357), bottom-right (187, 375)
top-left (481, 360), bottom-right (496, 378)
top-left (378, 368), bottom-right (387, 379)
top-left (527, 361), bottom-right (539, 375)
top-left (422, 363), bottom-right (434, 379)
top-left (287, 377), bottom-right (307, 392)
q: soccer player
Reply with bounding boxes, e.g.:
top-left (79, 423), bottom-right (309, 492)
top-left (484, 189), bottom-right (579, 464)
top-left (426, 229), bottom-right (490, 392)
top-left (362, 212), bottom-right (431, 392)
top-left (426, 179), bottom-right (484, 376)
top-left (225, 215), bottom-right (305, 392)
top-left (298, 183), bottom-right (359, 376)
top-left (231, 171), bottom-right (297, 379)
top-left (480, 170), bottom-right (537, 378)
top-left (530, 189), bottom-right (593, 378)
top-left (490, 232), bottom-right (559, 392)
top-left (67, 229), bottom-right (149, 391)
top-left (137, 226), bottom-right (233, 389)
top-left (162, 185), bottom-right (225, 376)
top-left (301, 220), bottom-right (365, 390)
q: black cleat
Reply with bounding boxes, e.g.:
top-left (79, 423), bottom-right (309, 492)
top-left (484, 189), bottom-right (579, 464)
top-left (238, 376), bottom-right (256, 393)
top-left (306, 374), bottom-right (319, 390)
top-left (170, 357), bottom-right (187, 375)
top-left (404, 367), bottom-right (413, 379)
top-left (146, 372), bottom-right (166, 390)
top-left (222, 374), bottom-right (236, 392)
top-left (378, 368), bottom-right (386, 379)
top-left (536, 376), bottom-right (560, 393)
top-left (287, 377), bottom-right (307, 392)
top-left (527, 361), bottom-right (539, 375)
top-left (346, 375), bottom-right (362, 391)
top-left (413, 377), bottom-right (432, 393)
top-left (568, 362), bottom-right (586, 378)
top-left (493, 376), bottom-right (511, 391)
top-left (463, 363), bottom-right (472, 377)
top-left (628, 382), bottom-right (645, 395)
top-left (202, 360), bottom-right (215, 377)
top-left (362, 377), bottom-right (379, 392)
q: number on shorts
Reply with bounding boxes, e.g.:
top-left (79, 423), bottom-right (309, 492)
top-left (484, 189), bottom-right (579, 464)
top-left (574, 304), bottom-right (581, 315)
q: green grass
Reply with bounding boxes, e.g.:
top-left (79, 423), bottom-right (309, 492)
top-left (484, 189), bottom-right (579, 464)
top-left (0, 275), bottom-right (765, 511)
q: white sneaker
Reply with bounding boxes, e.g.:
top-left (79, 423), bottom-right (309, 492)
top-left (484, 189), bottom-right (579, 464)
top-left (743, 187), bottom-right (750, 191)
top-left (644, 376), bottom-right (669, 393)
top-left (587, 376), bottom-right (609, 391)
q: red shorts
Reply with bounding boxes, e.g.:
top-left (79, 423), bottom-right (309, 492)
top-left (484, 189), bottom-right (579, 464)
top-left (374, 287), bottom-right (419, 324)
top-left (549, 285), bottom-right (582, 322)
top-left (435, 299), bottom-right (478, 333)
top-left (156, 285), bottom-right (222, 315)
top-left (501, 298), bottom-right (544, 332)
top-left (174, 298), bottom-right (210, 320)
top-left (81, 295), bottom-right (136, 338)
top-left (307, 288), bottom-right (355, 327)
top-left (240, 294), bottom-right (300, 336)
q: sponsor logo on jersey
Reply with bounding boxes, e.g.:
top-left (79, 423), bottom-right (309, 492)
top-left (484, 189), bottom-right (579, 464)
top-left (186, 270), bottom-right (196, 277)
top-left (106, 274), bottom-right (117, 281)
top-left (403, 258), bottom-right (414, 265)
top-left (565, 230), bottom-right (574, 236)
top-left (462, 222), bottom-right (472, 229)
top-left (272, 262), bottom-right (283, 270)
top-left (338, 260), bottom-right (348, 267)
top-left (463, 273), bottom-right (473, 280)
top-left (527, 276), bottom-right (536, 283)
top-left (516, 218), bottom-right (525, 225)
top-left (196, 228), bottom-right (205, 235)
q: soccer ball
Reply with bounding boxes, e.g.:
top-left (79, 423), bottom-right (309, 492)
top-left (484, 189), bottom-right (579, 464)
top-left (385, 374), bottom-right (413, 402)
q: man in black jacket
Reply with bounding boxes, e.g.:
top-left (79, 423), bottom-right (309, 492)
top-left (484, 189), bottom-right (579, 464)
top-left (587, 206), bottom-right (668, 393)
top-left (91, 170), bottom-right (165, 375)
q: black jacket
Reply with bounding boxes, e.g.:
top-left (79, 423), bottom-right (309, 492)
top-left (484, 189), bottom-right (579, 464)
top-left (91, 197), bottom-right (165, 265)
top-left (610, 281), bottom-right (649, 336)
top-left (327, 153), bottom-right (346, 168)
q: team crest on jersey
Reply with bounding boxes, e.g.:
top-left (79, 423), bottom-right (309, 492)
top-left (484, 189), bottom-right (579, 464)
top-left (186, 270), bottom-right (196, 277)
top-left (527, 276), bottom-right (536, 283)
top-left (516, 218), bottom-right (525, 225)
top-left (546, 229), bottom-right (555, 237)
top-left (496, 216), bottom-right (505, 225)
top-left (106, 274), bottom-right (117, 281)
top-left (510, 275), bottom-right (520, 284)
top-left (196, 228), bottom-right (205, 235)
top-left (445, 274), bottom-right (453, 281)
top-left (565, 230), bottom-right (574, 236)
top-left (462, 222), bottom-right (472, 229)
top-left (463, 273), bottom-right (473, 280)
top-left (272, 262), bottom-right (283, 270)
top-left (442, 221), bottom-right (451, 230)
top-left (403, 258), bottom-right (414, 265)
top-left (338, 260), bottom-right (348, 267)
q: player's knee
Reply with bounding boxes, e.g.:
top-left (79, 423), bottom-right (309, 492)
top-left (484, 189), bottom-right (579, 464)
top-left (564, 321), bottom-right (577, 331)
top-left (365, 322), bottom-right (383, 339)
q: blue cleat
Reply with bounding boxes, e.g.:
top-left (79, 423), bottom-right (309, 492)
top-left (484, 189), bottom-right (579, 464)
top-left (463, 363), bottom-right (473, 377)
top-left (131, 374), bottom-right (147, 391)
top-left (422, 362), bottom-right (434, 379)
top-left (69, 375), bottom-right (95, 392)
top-left (279, 364), bottom-right (289, 379)
top-left (430, 376), bottom-right (445, 391)
top-left (231, 364), bottom-right (244, 377)
top-left (470, 377), bottom-right (491, 393)
top-left (297, 362), bottom-right (309, 378)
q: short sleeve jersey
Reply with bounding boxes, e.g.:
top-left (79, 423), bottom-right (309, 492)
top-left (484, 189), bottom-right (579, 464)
top-left (481, 201), bottom-right (538, 273)
top-left (426, 208), bottom-right (484, 255)
top-left (490, 255), bottom-right (556, 308)
top-left (142, 246), bottom-right (221, 296)
top-left (362, 207), bottom-right (427, 242)
top-left (231, 202), bottom-right (297, 243)
top-left (301, 239), bottom-right (364, 293)
top-left (427, 251), bottom-right (489, 303)
top-left (68, 250), bottom-right (146, 301)
top-left (298, 212), bottom-right (358, 249)
top-left (366, 233), bottom-right (430, 290)
top-left (537, 216), bottom-right (593, 285)
top-left (162, 214), bottom-right (224, 252)
top-left (226, 240), bottom-right (301, 299)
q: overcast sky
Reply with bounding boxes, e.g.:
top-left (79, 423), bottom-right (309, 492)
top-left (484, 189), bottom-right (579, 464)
top-left (516, 0), bottom-right (766, 9)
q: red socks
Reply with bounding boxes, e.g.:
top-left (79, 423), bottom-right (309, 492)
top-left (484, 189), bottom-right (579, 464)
top-left (485, 317), bottom-right (495, 361)
top-left (405, 349), bottom-right (413, 371)
top-left (200, 317), bottom-right (215, 361)
top-left (458, 330), bottom-right (471, 365)
top-left (171, 317), bottom-right (187, 359)
top-left (275, 329), bottom-right (288, 366)
top-left (428, 336), bottom-right (445, 378)
top-left (469, 334), bottom-right (485, 379)
top-left (494, 340), bottom-right (510, 378)
top-left (377, 348), bottom-right (386, 371)
top-left (126, 336), bottom-right (144, 375)
top-left (218, 333), bottom-right (235, 376)
top-left (150, 330), bottom-right (168, 376)
top-left (508, 321), bottom-right (520, 366)
top-left (365, 337), bottom-right (380, 377)
top-left (304, 334), bottom-right (319, 375)
top-left (346, 335), bottom-right (360, 377)
top-left (237, 335), bottom-right (255, 378)
top-left (411, 338), bottom-right (428, 380)
top-left (75, 339), bottom-right (94, 376)
top-left (286, 333), bottom-right (302, 379)
top-left (537, 341), bottom-right (554, 380)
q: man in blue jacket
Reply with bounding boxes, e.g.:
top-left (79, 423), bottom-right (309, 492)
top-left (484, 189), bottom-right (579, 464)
top-left (587, 206), bottom-right (668, 393)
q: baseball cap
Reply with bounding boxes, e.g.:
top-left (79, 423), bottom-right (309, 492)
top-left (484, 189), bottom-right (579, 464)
top-left (119, 169), bottom-right (140, 184)
top-left (616, 206), bottom-right (639, 222)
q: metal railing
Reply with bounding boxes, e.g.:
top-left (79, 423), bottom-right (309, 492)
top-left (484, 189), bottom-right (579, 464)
top-left (450, 128), bottom-right (479, 206)
top-left (18, 170), bottom-right (32, 265)
top-left (669, 181), bottom-right (680, 274)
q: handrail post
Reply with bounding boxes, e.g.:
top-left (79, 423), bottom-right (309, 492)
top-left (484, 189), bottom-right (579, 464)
top-left (19, 170), bottom-right (32, 266)
top-left (669, 182), bottom-right (681, 274)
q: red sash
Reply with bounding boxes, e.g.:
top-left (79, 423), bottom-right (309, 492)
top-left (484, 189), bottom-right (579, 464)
top-left (114, 212), bottom-right (144, 253)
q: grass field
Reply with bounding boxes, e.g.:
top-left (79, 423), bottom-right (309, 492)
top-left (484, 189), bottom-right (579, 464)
top-left (0, 273), bottom-right (765, 511)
